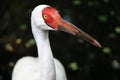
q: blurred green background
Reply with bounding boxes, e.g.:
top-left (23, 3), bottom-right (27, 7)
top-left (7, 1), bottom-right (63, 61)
top-left (0, 0), bottom-right (120, 80)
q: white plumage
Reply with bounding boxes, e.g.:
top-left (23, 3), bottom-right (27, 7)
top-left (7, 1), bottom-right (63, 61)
top-left (12, 5), bottom-right (67, 80)
top-left (12, 57), bottom-right (67, 80)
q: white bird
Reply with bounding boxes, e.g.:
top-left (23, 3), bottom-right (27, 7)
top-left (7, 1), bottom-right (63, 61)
top-left (12, 5), bottom-right (102, 80)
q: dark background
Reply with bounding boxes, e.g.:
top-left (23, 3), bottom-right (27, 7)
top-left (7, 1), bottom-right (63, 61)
top-left (0, 0), bottom-right (120, 80)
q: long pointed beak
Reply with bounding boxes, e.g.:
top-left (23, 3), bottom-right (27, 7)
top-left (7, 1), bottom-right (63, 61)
top-left (57, 19), bottom-right (102, 48)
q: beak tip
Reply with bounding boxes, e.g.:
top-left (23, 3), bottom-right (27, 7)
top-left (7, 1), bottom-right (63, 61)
top-left (98, 44), bottom-right (102, 48)
top-left (92, 39), bottom-right (102, 48)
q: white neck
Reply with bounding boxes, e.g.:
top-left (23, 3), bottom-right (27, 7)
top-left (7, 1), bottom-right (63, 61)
top-left (32, 26), bottom-right (56, 80)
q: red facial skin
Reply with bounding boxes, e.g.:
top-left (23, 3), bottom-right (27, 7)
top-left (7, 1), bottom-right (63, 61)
top-left (42, 7), bottom-right (61, 29)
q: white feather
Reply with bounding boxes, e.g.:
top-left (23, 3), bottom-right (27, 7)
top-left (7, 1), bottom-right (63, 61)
top-left (12, 57), bottom-right (67, 80)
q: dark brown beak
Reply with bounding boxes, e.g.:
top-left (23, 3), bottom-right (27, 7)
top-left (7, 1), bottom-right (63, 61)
top-left (57, 19), bottom-right (102, 48)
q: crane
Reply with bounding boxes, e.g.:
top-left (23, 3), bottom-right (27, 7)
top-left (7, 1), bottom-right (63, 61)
top-left (12, 5), bottom-right (102, 80)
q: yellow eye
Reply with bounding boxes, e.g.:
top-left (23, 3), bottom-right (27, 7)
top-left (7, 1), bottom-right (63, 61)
top-left (44, 14), bottom-right (48, 19)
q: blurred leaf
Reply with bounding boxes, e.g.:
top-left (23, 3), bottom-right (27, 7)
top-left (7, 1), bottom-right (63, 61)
top-left (28, 38), bottom-right (35, 45)
top-left (115, 26), bottom-right (120, 34)
top-left (69, 62), bottom-right (79, 71)
top-left (111, 60), bottom-right (120, 69)
top-left (16, 38), bottom-right (22, 44)
top-left (19, 24), bottom-right (27, 30)
top-left (98, 15), bottom-right (108, 23)
top-left (73, 0), bottom-right (81, 5)
top-left (102, 47), bottom-right (111, 54)
top-left (5, 43), bottom-right (14, 52)
top-left (25, 39), bottom-right (35, 48)
top-left (8, 62), bottom-right (15, 67)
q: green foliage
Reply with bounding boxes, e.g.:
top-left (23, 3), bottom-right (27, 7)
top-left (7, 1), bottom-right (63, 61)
top-left (98, 15), bottom-right (108, 23)
top-left (102, 47), bottom-right (111, 54)
top-left (69, 62), bottom-right (79, 71)
top-left (73, 0), bottom-right (81, 5)
top-left (19, 24), bottom-right (27, 30)
top-left (115, 26), bottom-right (120, 34)
top-left (27, 38), bottom-right (35, 46)
top-left (25, 38), bottom-right (35, 48)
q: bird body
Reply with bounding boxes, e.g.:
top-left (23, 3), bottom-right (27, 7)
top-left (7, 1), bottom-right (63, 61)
top-left (12, 57), bottom-right (67, 80)
top-left (12, 4), bottom-right (101, 80)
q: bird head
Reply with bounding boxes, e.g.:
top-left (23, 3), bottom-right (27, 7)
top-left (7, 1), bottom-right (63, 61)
top-left (31, 5), bottom-right (102, 48)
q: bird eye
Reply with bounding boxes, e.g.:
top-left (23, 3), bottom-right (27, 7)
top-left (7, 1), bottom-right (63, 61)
top-left (43, 14), bottom-right (48, 19)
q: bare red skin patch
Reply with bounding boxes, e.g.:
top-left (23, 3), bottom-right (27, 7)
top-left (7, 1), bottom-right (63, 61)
top-left (42, 7), bottom-right (61, 29)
